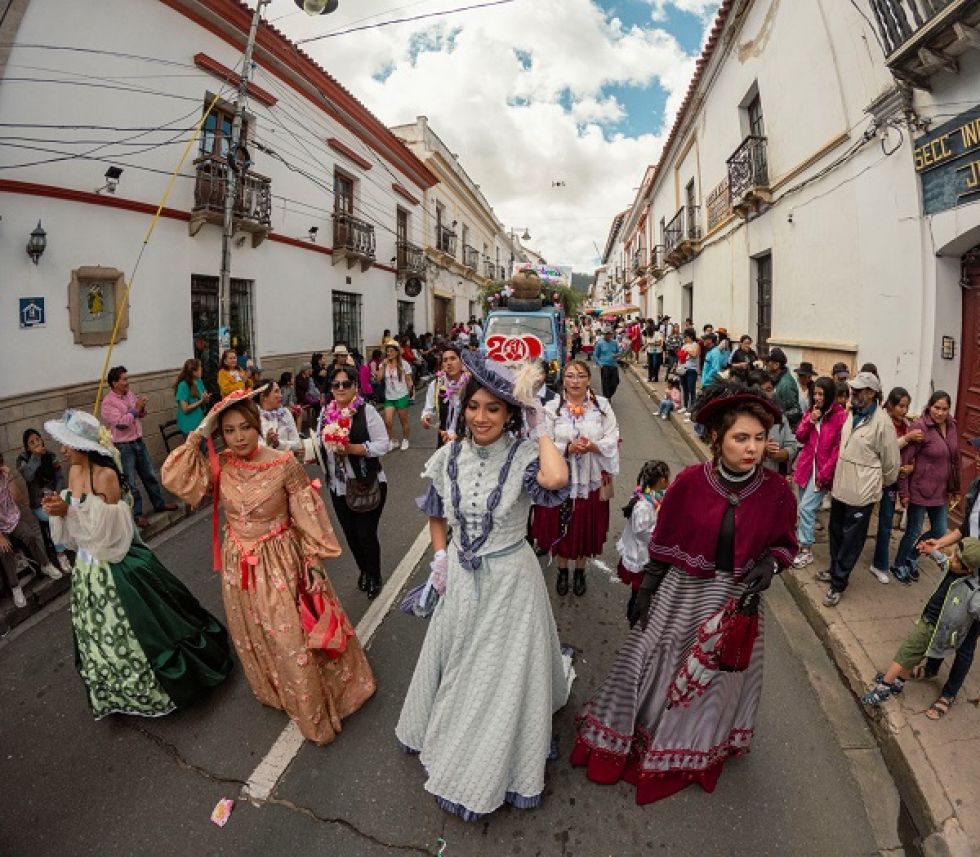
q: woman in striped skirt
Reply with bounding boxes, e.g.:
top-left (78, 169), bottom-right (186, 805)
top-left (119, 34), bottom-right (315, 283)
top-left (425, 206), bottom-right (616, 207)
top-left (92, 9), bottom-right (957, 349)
top-left (571, 380), bottom-right (798, 803)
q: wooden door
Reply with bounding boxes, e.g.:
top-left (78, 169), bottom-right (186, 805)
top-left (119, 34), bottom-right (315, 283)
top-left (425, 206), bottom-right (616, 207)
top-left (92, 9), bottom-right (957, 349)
top-left (433, 296), bottom-right (449, 336)
top-left (955, 249), bottom-right (980, 498)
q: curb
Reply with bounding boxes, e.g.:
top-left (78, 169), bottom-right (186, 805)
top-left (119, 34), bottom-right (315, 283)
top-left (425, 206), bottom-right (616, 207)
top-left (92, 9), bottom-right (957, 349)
top-left (625, 362), bottom-right (973, 857)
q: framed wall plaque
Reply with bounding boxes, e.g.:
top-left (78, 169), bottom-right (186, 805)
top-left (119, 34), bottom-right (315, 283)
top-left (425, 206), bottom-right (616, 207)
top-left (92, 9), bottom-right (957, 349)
top-left (68, 266), bottom-right (129, 346)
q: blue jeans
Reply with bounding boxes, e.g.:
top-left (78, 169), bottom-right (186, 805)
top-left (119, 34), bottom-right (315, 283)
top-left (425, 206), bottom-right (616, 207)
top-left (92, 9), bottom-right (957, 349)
top-left (658, 400), bottom-right (674, 418)
top-left (32, 507), bottom-right (65, 553)
top-left (647, 351), bottom-right (663, 381)
top-left (796, 475), bottom-right (825, 548)
top-left (894, 503), bottom-right (948, 574)
top-left (118, 438), bottom-right (166, 519)
top-left (680, 369), bottom-right (698, 410)
top-left (872, 484), bottom-right (898, 571)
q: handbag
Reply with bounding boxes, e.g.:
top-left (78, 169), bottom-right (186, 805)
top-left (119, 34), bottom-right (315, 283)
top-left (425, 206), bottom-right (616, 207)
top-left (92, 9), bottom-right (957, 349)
top-left (345, 474), bottom-right (381, 513)
top-left (298, 586), bottom-right (355, 658)
top-left (599, 471), bottom-right (615, 502)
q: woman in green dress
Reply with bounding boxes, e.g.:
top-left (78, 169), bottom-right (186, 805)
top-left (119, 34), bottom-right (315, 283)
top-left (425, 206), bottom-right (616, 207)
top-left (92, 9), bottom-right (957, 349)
top-left (42, 410), bottom-right (232, 719)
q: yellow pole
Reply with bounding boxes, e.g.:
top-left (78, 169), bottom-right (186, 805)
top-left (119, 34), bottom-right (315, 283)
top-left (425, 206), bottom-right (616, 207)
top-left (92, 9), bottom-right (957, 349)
top-left (93, 90), bottom-right (224, 414)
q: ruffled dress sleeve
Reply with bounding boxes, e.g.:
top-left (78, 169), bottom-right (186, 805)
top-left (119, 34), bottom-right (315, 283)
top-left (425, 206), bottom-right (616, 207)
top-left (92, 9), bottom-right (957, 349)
top-left (161, 432), bottom-right (212, 508)
top-left (283, 455), bottom-right (342, 564)
top-left (593, 397), bottom-right (621, 474)
top-left (415, 444), bottom-right (452, 518)
top-left (513, 438), bottom-right (569, 508)
top-left (52, 492), bottom-right (134, 564)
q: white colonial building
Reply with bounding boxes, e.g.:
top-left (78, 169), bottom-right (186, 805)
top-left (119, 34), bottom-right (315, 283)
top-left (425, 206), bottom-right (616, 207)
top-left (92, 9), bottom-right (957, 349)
top-left (609, 0), bottom-right (980, 463)
top-left (391, 117), bottom-right (524, 334)
top-left (0, 0), bottom-right (439, 463)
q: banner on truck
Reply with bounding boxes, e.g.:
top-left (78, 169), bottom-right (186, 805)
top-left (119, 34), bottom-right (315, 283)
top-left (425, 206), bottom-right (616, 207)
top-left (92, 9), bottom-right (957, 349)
top-left (512, 262), bottom-right (572, 288)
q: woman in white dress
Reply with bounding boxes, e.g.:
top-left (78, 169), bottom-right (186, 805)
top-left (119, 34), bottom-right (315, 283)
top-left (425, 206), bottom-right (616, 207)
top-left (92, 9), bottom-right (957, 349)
top-left (396, 352), bottom-right (572, 821)
top-left (258, 381), bottom-right (302, 454)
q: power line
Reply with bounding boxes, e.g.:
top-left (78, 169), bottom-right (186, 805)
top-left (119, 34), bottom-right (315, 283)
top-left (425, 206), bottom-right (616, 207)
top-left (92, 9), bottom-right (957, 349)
top-left (0, 42), bottom-right (201, 69)
top-left (296, 0), bottom-right (517, 44)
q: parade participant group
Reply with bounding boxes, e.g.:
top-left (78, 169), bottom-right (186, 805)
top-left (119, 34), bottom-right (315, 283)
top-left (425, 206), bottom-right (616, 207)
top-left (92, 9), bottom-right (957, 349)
top-left (8, 306), bottom-right (977, 825)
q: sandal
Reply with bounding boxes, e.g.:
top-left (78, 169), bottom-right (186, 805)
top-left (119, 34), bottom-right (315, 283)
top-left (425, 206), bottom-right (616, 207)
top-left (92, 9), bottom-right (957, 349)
top-left (926, 695), bottom-right (954, 720)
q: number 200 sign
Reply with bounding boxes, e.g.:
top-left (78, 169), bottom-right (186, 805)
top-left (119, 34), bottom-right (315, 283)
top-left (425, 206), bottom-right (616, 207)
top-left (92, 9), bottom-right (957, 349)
top-left (486, 334), bottom-right (544, 365)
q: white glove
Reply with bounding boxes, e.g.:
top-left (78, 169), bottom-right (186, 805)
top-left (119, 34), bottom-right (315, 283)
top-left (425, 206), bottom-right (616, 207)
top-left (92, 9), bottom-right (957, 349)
top-left (523, 404), bottom-right (548, 440)
top-left (430, 549), bottom-right (448, 595)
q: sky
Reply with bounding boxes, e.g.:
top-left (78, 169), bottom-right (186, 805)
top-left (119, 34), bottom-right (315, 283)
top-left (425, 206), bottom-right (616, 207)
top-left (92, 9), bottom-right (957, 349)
top-left (272, 0), bottom-right (721, 271)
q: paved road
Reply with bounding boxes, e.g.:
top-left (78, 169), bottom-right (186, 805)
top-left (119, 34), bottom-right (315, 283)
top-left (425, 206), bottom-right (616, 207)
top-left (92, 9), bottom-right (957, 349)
top-left (0, 369), bottom-right (886, 856)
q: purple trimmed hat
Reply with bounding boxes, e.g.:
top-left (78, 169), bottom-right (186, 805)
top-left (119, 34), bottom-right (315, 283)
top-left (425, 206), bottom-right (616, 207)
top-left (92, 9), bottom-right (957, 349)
top-left (692, 379), bottom-right (784, 427)
top-left (460, 349), bottom-right (522, 407)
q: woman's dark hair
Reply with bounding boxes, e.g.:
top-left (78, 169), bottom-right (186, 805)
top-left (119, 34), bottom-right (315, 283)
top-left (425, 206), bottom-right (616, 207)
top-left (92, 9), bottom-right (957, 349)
top-left (926, 390), bottom-right (952, 412)
top-left (454, 377), bottom-right (523, 439)
top-left (255, 380), bottom-right (276, 406)
top-left (107, 365), bottom-right (127, 386)
top-left (82, 450), bottom-right (130, 504)
top-left (174, 358), bottom-right (201, 393)
top-left (745, 368), bottom-right (770, 389)
top-left (812, 377), bottom-right (837, 417)
top-left (885, 386), bottom-right (910, 409)
top-left (859, 362), bottom-right (879, 377)
top-left (371, 349), bottom-right (383, 362)
top-left (220, 349), bottom-right (238, 370)
top-left (22, 428), bottom-right (56, 483)
top-left (22, 428), bottom-right (41, 454)
top-left (278, 371), bottom-right (293, 388)
top-left (311, 351), bottom-right (324, 369)
top-left (683, 328), bottom-right (696, 341)
top-left (558, 360), bottom-right (606, 415)
top-left (218, 398), bottom-right (262, 435)
top-left (835, 380), bottom-right (850, 401)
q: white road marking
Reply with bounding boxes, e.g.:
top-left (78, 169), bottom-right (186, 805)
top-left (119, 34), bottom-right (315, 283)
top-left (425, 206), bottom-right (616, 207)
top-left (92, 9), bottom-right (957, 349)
top-left (241, 524), bottom-right (431, 803)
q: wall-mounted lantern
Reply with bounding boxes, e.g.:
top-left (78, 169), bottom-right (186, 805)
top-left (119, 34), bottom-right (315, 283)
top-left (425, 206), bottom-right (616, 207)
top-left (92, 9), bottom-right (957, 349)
top-left (295, 0), bottom-right (338, 14)
top-left (941, 336), bottom-right (956, 360)
top-left (26, 220), bottom-right (47, 265)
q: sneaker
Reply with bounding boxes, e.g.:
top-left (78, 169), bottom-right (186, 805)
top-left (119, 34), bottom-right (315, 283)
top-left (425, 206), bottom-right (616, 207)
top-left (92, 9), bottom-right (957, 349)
top-left (891, 565), bottom-right (912, 585)
top-left (57, 554), bottom-right (72, 574)
top-left (11, 586), bottom-right (27, 609)
top-left (400, 439), bottom-right (410, 451)
top-left (860, 679), bottom-right (903, 706)
top-left (823, 587), bottom-right (842, 607)
top-left (41, 563), bottom-right (63, 581)
top-left (815, 569), bottom-right (832, 583)
top-left (868, 565), bottom-right (891, 585)
top-left (908, 564), bottom-right (920, 583)
top-left (792, 548), bottom-right (813, 569)
top-left (14, 553), bottom-right (31, 574)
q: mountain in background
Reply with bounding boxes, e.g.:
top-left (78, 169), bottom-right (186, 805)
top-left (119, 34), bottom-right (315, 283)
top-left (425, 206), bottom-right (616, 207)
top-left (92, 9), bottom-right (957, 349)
top-left (570, 273), bottom-right (592, 294)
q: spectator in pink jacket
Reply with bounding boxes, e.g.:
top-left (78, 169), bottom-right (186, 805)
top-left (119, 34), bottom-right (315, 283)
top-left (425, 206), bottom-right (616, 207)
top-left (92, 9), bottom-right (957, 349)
top-left (792, 376), bottom-right (846, 568)
top-left (892, 391), bottom-right (959, 583)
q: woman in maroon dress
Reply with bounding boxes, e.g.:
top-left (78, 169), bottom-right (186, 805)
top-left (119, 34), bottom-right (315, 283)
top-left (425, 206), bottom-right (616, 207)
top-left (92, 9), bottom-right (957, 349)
top-left (571, 380), bottom-right (797, 804)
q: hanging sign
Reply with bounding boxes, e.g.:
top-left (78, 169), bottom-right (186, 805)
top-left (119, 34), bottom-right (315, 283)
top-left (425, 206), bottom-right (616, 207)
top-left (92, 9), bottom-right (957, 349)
top-left (914, 104), bottom-right (980, 215)
top-left (19, 297), bottom-right (45, 328)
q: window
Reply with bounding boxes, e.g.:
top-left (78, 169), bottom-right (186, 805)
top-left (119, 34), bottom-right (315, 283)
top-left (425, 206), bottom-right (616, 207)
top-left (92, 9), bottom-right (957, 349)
top-left (747, 93), bottom-right (765, 137)
top-left (332, 290), bottom-right (362, 353)
top-left (682, 283), bottom-right (693, 325)
top-left (334, 171), bottom-right (354, 215)
top-left (686, 179), bottom-right (697, 212)
top-left (397, 208), bottom-right (409, 243)
top-left (461, 224), bottom-right (469, 248)
top-left (436, 202), bottom-right (444, 235)
top-left (397, 300), bottom-right (415, 335)
top-left (753, 253), bottom-right (773, 351)
top-left (201, 102), bottom-right (247, 158)
top-left (191, 275), bottom-right (254, 394)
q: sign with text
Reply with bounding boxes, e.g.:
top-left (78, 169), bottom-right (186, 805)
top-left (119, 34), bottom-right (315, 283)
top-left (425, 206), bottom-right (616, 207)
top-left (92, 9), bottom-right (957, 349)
top-left (914, 104), bottom-right (980, 215)
top-left (19, 297), bottom-right (45, 328)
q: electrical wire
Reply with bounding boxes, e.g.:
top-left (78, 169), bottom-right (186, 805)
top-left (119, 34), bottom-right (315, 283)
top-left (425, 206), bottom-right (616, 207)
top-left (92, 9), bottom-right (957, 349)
top-left (0, 43), bottom-right (201, 69)
top-left (295, 0), bottom-right (517, 44)
top-left (0, 77), bottom-right (206, 103)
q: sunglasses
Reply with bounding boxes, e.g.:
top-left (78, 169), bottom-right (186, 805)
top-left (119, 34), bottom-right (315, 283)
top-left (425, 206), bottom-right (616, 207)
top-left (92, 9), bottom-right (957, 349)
top-left (331, 381), bottom-right (354, 390)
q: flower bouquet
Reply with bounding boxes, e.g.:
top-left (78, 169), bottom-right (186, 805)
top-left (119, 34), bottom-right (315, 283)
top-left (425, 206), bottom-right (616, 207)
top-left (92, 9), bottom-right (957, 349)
top-left (319, 395), bottom-right (363, 453)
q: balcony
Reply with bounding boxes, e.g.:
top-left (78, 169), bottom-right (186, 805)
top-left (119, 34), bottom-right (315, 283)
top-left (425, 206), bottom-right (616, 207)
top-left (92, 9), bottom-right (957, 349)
top-left (631, 248), bottom-right (648, 277)
top-left (498, 264), bottom-right (508, 280)
top-left (189, 155), bottom-right (271, 246)
top-left (436, 225), bottom-right (456, 258)
top-left (462, 244), bottom-right (480, 271)
top-left (727, 135), bottom-right (771, 217)
top-left (663, 205), bottom-right (702, 267)
top-left (332, 211), bottom-right (376, 271)
top-left (649, 245), bottom-right (666, 279)
top-left (869, 0), bottom-right (980, 88)
top-left (484, 260), bottom-right (498, 280)
top-left (396, 239), bottom-right (425, 278)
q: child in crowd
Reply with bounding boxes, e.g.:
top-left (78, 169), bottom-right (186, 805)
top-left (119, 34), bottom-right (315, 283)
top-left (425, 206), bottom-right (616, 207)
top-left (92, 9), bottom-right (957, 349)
top-left (860, 538), bottom-right (980, 720)
top-left (835, 380), bottom-right (850, 409)
top-left (658, 379), bottom-right (682, 420)
top-left (616, 461), bottom-right (671, 618)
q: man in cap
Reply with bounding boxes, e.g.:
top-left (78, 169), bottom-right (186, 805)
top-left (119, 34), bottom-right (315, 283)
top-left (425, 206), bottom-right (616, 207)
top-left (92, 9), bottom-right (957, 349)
top-left (766, 348), bottom-right (802, 429)
top-left (820, 372), bottom-right (901, 606)
top-left (832, 362), bottom-right (850, 382)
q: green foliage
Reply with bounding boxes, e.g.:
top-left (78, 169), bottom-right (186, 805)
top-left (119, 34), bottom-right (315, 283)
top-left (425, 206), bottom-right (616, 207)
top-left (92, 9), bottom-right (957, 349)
top-left (480, 281), bottom-right (583, 316)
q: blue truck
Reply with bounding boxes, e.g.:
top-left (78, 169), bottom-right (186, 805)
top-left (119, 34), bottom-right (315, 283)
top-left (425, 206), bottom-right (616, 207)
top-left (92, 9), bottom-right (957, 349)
top-left (483, 298), bottom-right (567, 389)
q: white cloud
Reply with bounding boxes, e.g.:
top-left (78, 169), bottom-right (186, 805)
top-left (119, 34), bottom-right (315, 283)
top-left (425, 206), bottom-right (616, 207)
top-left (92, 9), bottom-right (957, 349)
top-left (273, 0), bottom-right (716, 269)
top-left (644, 0), bottom-right (721, 22)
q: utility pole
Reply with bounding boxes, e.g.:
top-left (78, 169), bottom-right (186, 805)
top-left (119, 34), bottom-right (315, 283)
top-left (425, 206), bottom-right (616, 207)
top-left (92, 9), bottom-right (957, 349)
top-left (218, 0), bottom-right (269, 351)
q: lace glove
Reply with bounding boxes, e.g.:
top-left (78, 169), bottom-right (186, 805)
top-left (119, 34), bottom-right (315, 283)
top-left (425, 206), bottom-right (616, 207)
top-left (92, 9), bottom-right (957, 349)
top-left (523, 403), bottom-right (548, 440)
top-left (627, 560), bottom-right (669, 630)
top-left (741, 555), bottom-right (779, 595)
top-left (429, 549), bottom-right (448, 595)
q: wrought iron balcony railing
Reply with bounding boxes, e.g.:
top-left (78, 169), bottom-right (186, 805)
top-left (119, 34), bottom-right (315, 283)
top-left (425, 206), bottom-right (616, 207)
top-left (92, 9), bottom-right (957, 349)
top-left (663, 205), bottom-right (702, 264)
top-left (462, 244), bottom-right (480, 270)
top-left (727, 135), bottom-right (770, 207)
top-left (649, 245), bottom-right (666, 276)
top-left (631, 248), bottom-right (648, 276)
top-left (484, 260), bottom-right (498, 279)
top-left (436, 225), bottom-right (456, 257)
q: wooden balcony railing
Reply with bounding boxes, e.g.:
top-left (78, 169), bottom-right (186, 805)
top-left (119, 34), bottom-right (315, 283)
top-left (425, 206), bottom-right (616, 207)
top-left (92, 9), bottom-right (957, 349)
top-left (436, 225), bottom-right (456, 257)
top-left (462, 244), bottom-right (480, 270)
top-left (727, 135), bottom-right (771, 214)
top-left (332, 211), bottom-right (376, 271)
top-left (396, 239), bottom-right (425, 277)
top-left (189, 155), bottom-right (271, 245)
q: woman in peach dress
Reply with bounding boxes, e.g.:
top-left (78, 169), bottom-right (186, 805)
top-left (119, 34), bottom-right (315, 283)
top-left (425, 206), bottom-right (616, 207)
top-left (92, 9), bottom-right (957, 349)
top-left (162, 389), bottom-right (374, 745)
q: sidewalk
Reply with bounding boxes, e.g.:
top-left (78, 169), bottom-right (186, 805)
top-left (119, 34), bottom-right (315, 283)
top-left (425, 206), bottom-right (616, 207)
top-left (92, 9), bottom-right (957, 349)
top-left (627, 362), bottom-right (979, 857)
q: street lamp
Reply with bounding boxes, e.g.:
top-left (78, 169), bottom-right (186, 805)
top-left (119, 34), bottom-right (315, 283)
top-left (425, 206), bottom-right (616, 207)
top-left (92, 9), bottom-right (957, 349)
top-left (26, 220), bottom-right (47, 265)
top-left (294, 0), bottom-right (338, 14)
top-left (509, 227), bottom-right (531, 242)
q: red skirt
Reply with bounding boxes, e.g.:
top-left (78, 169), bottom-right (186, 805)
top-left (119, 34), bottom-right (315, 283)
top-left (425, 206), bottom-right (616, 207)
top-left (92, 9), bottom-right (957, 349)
top-left (617, 560), bottom-right (644, 591)
top-left (532, 487), bottom-right (609, 560)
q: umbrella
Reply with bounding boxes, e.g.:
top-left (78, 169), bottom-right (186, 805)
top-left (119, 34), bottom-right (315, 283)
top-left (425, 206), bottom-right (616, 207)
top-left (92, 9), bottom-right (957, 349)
top-left (666, 592), bottom-right (760, 709)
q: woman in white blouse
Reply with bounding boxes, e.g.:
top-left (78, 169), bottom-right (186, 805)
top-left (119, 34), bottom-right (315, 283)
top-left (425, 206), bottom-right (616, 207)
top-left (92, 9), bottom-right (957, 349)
top-left (258, 381), bottom-right (302, 454)
top-left (315, 366), bottom-right (390, 599)
top-left (531, 360), bottom-right (620, 596)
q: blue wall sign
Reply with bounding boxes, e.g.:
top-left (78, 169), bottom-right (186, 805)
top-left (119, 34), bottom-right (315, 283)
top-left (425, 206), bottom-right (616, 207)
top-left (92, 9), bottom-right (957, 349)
top-left (19, 297), bottom-right (45, 328)
top-left (915, 104), bottom-right (980, 216)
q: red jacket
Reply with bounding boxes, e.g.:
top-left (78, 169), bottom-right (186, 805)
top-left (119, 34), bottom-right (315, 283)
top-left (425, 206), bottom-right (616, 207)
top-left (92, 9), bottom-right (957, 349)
top-left (793, 402), bottom-right (846, 491)
top-left (899, 414), bottom-right (959, 506)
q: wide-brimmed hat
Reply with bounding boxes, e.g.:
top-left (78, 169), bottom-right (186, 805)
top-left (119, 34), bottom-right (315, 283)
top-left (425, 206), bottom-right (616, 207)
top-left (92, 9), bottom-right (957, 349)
top-left (692, 380), bottom-right (783, 427)
top-left (460, 349), bottom-right (521, 407)
top-left (208, 387), bottom-right (264, 425)
top-left (847, 371), bottom-right (882, 393)
top-left (794, 361), bottom-right (816, 377)
top-left (384, 340), bottom-right (401, 351)
top-left (332, 345), bottom-right (350, 357)
top-left (44, 410), bottom-right (121, 468)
